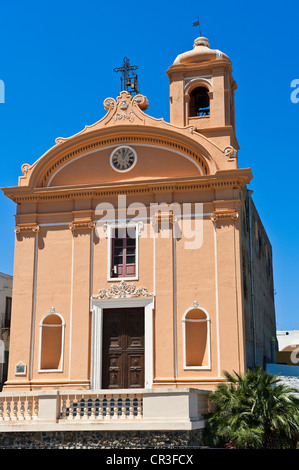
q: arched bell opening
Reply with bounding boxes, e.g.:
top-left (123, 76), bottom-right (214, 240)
top-left (189, 87), bottom-right (210, 117)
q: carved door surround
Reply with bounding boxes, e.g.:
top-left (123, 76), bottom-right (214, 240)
top-left (90, 281), bottom-right (154, 390)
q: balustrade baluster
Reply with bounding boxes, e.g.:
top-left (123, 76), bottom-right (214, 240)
top-left (118, 405), bottom-right (124, 419)
top-left (11, 399), bottom-right (18, 420)
top-left (105, 406), bottom-right (111, 420)
top-left (135, 396), bottom-right (142, 419)
top-left (67, 395), bottom-right (74, 420)
top-left (83, 399), bottom-right (88, 420)
top-left (4, 399), bottom-right (10, 421)
top-left (25, 399), bottom-right (31, 420)
top-left (128, 396), bottom-right (134, 419)
top-left (19, 399), bottom-right (25, 420)
top-left (119, 397), bottom-right (125, 419)
top-left (74, 396), bottom-right (81, 420)
top-left (89, 398), bottom-right (95, 420)
top-left (33, 396), bottom-right (38, 420)
top-left (60, 396), bottom-right (67, 419)
top-left (97, 398), bottom-right (103, 420)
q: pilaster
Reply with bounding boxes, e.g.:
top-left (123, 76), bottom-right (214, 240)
top-left (152, 211), bottom-right (176, 383)
top-left (68, 218), bottom-right (95, 385)
top-left (4, 224), bottom-right (39, 389)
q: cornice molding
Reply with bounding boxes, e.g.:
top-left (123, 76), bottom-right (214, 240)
top-left (166, 59), bottom-right (232, 78)
top-left (5, 169), bottom-right (252, 204)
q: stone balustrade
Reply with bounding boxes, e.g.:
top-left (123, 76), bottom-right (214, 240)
top-left (0, 388), bottom-right (210, 432)
top-left (0, 393), bottom-right (39, 422)
top-left (59, 391), bottom-right (143, 421)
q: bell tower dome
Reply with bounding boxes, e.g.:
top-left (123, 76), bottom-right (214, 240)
top-left (166, 37), bottom-right (238, 151)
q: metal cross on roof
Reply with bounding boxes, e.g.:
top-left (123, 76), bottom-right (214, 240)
top-left (113, 57), bottom-right (140, 95)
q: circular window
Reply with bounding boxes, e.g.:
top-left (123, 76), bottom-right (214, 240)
top-left (110, 145), bottom-right (137, 172)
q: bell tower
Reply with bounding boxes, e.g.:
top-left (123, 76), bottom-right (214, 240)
top-left (166, 37), bottom-right (238, 151)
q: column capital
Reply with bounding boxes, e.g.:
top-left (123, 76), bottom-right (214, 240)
top-left (69, 218), bottom-right (95, 231)
top-left (15, 223), bottom-right (39, 234)
top-left (210, 210), bottom-right (239, 222)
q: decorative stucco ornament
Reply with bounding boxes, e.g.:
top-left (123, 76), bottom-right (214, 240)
top-left (21, 163), bottom-right (30, 175)
top-left (224, 146), bottom-right (237, 158)
top-left (93, 280), bottom-right (153, 299)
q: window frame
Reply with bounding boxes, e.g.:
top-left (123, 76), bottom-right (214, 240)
top-left (107, 222), bottom-right (141, 282)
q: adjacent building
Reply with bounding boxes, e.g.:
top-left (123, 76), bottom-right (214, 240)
top-left (0, 272), bottom-right (12, 390)
top-left (276, 330), bottom-right (299, 365)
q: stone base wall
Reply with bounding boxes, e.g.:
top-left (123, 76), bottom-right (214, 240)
top-left (0, 430), bottom-right (204, 449)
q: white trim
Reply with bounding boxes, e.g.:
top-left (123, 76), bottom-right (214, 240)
top-left (173, 236), bottom-right (178, 378)
top-left (68, 231), bottom-right (74, 379)
top-left (90, 229), bottom-right (94, 298)
top-left (39, 222), bottom-right (69, 227)
top-left (106, 221), bottom-right (141, 282)
top-left (153, 224), bottom-right (156, 295)
top-left (39, 310), bottom-right (66, 325)
top-left (213, 222), bottom-right (221, 377)
top-left (182, 305), bottom-right (211, 370)
top-left (29, 231), bottom-right (39, 381)
top-left (46, 143), bottom-right (204, 186)
top-left (38, 310), bottom-right (65, 373)
top-left (90, 296), bottom-right (155, 390)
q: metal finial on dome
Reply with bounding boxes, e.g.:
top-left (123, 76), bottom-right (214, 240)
top-left (193, 37), bottom-right (210, 48)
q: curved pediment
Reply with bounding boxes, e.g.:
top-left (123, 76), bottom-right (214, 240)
top-left (17, 91), bottom-right (232, 189)
top-left (46, 143), bottom-right (207, 188)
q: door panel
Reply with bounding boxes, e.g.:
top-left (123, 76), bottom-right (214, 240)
top-left (102, 308), bottom-right (144, 389)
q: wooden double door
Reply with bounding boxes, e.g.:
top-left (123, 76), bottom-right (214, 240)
top-left (102, 308), bottom-right (144, 389)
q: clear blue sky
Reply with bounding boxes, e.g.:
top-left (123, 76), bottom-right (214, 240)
top-left (0, 0), bottom-right (298, 330)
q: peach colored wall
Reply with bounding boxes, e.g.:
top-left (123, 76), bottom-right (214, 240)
top-left (7, 233), bottom-right (36, 389)
top-left (33, 227), bottom-right (72, 385)
top-left (176, 217), bottom-right (216, 382)
top-left (4, 189), bottom-right (246, 392)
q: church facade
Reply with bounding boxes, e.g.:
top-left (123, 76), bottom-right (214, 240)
top-left (0, 36), bottom-right (276, 429)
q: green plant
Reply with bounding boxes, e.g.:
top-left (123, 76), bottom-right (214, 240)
top-left (204, 367), bottom-right (299, 449)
